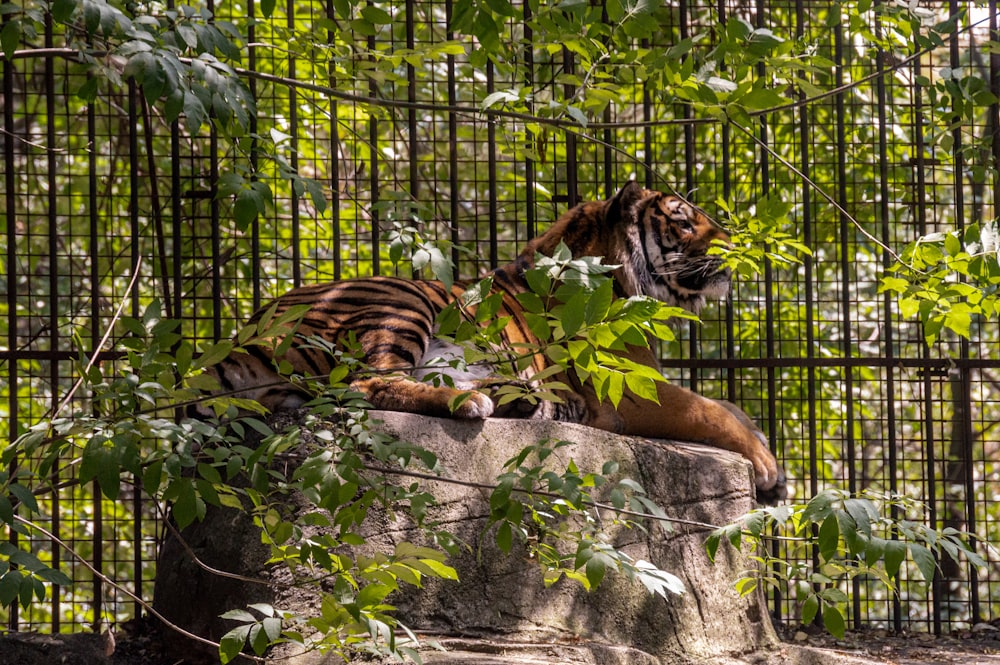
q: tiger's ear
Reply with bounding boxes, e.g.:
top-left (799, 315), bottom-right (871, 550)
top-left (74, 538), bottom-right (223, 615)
top-left (605, 181), bottom-right (646, 228)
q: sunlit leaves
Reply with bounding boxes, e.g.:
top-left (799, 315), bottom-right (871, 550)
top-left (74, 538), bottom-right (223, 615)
top-left (433, 242), bottom-right (694, 412)
top-left (881, 221), bottom-right (1000, 346)
top-left (706, 489), bottom-right (986, 639)
top-left (713, 194), bottom-right (812, 279)
top-left (383, 218), bottom-right (462, 290)
top-left (486, 439), bottom-right (683, 598)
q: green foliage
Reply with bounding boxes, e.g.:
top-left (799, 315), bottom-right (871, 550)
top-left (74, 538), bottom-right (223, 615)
top-left (384, 218), bottom-right (465, 290)
top-left (714, 194), bottom-right (813, 279)
top-left (435, 241), bottom-right (696, 411)
top-left (706, 489), bottom-right (986, 638)
top-left (5, 0), bottom-right (1000, 642)
top-left (1, 263), bottom-right (688, 661)
top-left (880, 222), bottom-right (1000, 346)
top-left (487, 438), bottom-right (684, 598)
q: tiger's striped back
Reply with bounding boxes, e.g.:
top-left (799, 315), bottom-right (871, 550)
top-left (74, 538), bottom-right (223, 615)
top-left (202, 181), bottom-right (730, 423)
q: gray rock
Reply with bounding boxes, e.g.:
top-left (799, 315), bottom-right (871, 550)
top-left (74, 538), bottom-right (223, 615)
top-left (154, 412), bottom-right (777, 664)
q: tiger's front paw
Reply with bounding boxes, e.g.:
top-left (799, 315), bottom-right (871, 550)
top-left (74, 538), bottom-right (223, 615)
top-left (747, 435), bottom-right (787, 504)
top-left (452, 391), bottom-right (495, 419)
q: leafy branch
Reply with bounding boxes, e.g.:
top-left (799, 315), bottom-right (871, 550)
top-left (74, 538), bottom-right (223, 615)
top-left (706, 488), bottom-right (987, 638)
top-left (880, 222), bottom-right (1000, 346)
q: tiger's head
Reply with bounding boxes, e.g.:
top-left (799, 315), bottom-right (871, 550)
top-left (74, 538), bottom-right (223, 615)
top-left (521, 181), bottom-right (732, 314)
top-left (606, 181), bottom-right (732, 313)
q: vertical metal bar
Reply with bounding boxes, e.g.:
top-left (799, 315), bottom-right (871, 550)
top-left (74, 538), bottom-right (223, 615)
top-left (129, 82), bottom-right (140, 316)
top-left (911, 35), bottom-right (940, 636)
top-left (717, 0), bottom-right (736, 404)
top-left (249, 0), bottom-right (262, 309)
top-left (119, 77), bottom-right (143, 631)
top-left (833, 15), bottom-right (860, 629)
top-left (679, 0), bottom-right (698, 392)
top-left (327, 0), bottom-right (342, 281)
top-left (600, 0), bottom-right (612, 200)
top-left (873, 3), bottom-right (901, 632)
top-left (602, 109), bottom-right (613, 198)
top-left (3, 7), bottom-right (18, 634)
top-left (406, 0), bottom-right (418, 201)
top-left (446, 0), bottom-right (460, 277)
top-left (211, 124), bottom-right (221, 341)
top-left (754, 0), bottom-right (779, 625)
top-left (563, 48), bottom-right (578, 207)
top-left (169, 0), bottom-right (183, 322)
top-left (288, 0), bottom-right (301, 287)
top-left (679, 0), bottom-right (693, 199)
top-left (209, 0), bottom-right (222, 340)
top-left (86, 71), bottom-right (100, 640)
top-left (641, 39), bottom-right (652, 190)
top-left (44, 11), bottom-right (61, 632)
top-left (796, 0), bottom-right (823, 631)
top-left (87, 79), bottom-right (104, 624)
top-left (948, 0), bottom-right (978, 624)
top-left (523, 3), bottom-right (537, 240)
top-left (487, 62), bottom-right (498, 268)
top-left (368, 31), bottom-right (381, 276)
top-left (795, 0), bottom-right (818, 507)
top-left (755, 0), bottom-right (777, 480)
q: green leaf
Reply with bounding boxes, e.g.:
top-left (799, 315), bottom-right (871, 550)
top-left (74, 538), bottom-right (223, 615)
top-left (909, 543), bottom-right (937, 582)
top-left (705, 531), bottom-right (722, 562)
top-left (583, 278), bottom-right (613, 325)
top-left (496, 521), bottom-right (513, 553)
top-left (18, 574), bottom-right (33, 609)
top-left (584, 553), bottom-right (606, 589)
top-left (52, 0), bottom-right (77, 23)
top-left (623, 372), bottom-right (658, 405)
top-left (220, 609), bottom-right (257, 622)
top-left (564, 105), bottom-right (588, 127)
top-left (817, 514), bottom-right (840, 562)
top-left (801, 594), bottom-right (819, 625)
top-left (34, 567), bottom-right (72, 587)
top-left (219, 624), bottom-right (251, 664)
top-left (361, 5), bottom-right (393, 24)
top-left (234, 188), bottom-right (262, 229)
top-left (76, 76), bottom-right (100, 103)
top-left (883, 539), bottom-right (907, 579)
top-left (0, 572), bottom-right (20, 607)
top-left (195, 341), bottom-right (234, 369)
top-left (822, 605), bottom-right (846, 639)
top-left (1, 20), bottom-right (20, 61)
top-left (8, 484), bottom-right (38, 514)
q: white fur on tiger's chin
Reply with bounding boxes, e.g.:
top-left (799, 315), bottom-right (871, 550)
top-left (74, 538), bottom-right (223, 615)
top-left (653, 271), bottom-right (732, 315)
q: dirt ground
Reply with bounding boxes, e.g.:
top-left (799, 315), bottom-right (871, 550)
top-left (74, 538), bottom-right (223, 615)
top-left (9, 618), bottom-right (1000, 665)
top-left (774, 623), bottom-right (1000, 664)
top-left (115, 621), bottom-right (1000, 665)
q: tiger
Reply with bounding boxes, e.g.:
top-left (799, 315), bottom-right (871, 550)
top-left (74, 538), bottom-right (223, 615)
top-left (202, 181), bottom-right (787, 502)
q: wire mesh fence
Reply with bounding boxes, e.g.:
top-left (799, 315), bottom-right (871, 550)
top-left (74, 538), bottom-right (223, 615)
top-left (0, 0), bottom-right (998, 637)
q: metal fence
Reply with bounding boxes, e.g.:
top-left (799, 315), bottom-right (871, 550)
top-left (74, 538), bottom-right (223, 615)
top-left (1, 0), bottom-right (999, 638)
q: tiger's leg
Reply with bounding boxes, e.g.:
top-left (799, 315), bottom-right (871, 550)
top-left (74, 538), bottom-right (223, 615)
top-left (350, 375), bottom-right (495, 419)
top-left (618, 384), bottom-right (785, 501)
top-left (607, 364), bottom-right (786, 501)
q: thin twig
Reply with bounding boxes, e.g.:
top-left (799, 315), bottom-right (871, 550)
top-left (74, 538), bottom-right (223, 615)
top-left (727, 119), bottom-right (908, 265)
top-left (356, 460), bottom-right (725, 533)
top-left (50, 256), bottom-right (143, 422)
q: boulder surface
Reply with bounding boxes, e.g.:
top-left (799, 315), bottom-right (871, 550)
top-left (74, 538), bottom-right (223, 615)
top-left (154, 411), bottom-right (776, 664)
